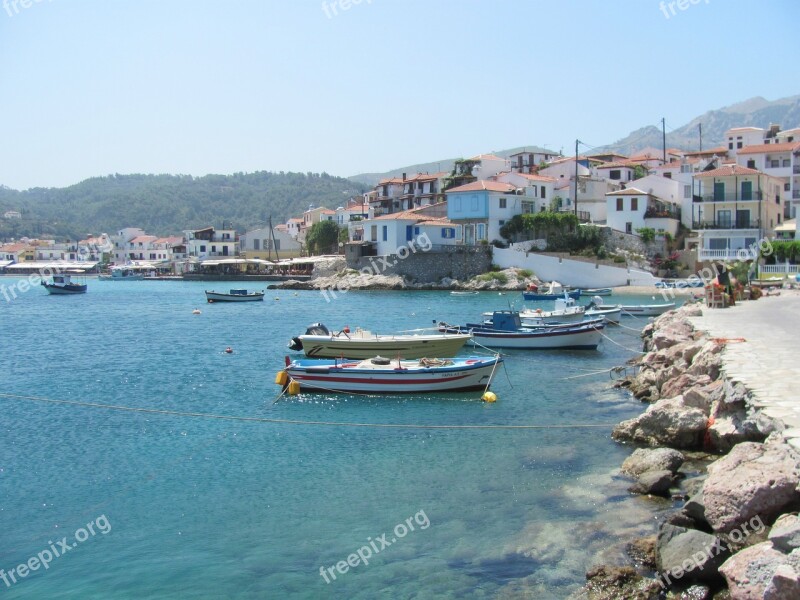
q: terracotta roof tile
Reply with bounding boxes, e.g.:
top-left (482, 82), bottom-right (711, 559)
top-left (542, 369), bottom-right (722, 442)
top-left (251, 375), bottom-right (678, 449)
top-left (736, 142), bottom-right (800, 155)
top-left (694, 165), bottom-right (763, 178)
top-left (446, 180), bottom-right (517, 193)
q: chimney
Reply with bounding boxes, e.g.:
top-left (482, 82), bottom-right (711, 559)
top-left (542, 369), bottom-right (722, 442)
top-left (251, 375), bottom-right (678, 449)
top-left (402, 173), bottom-right (406, 181)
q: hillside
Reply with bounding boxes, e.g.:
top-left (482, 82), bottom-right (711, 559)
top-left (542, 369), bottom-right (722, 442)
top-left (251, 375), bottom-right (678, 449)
top-left (0, 172), bottom-right (366, 240)
top-left (594, 94), bottom-right (800, 155)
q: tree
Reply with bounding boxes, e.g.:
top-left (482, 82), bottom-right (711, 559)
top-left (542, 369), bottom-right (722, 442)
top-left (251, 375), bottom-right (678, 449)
top-left (305, 220), bottom-right (343, 255)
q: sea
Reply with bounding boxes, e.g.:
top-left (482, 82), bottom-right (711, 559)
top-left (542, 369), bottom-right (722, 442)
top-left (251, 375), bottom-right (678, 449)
top-left (0, 280), bottom-right (679, 599)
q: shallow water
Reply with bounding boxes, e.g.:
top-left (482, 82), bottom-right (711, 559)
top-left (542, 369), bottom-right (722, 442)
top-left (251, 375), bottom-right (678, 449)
top-left (0, 281), bottom-right (676, 598)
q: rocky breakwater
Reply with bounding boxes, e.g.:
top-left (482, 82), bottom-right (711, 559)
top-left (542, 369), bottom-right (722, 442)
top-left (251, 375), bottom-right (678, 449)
top-left (275, 256), bottom-right (540, 292)
top-left (577, 304), bottom-right (800, 599)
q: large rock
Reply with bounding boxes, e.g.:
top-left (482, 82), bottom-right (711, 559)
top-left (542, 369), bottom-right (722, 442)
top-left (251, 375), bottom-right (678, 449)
top-left (629, 470), bottom-right (675, 496)
top-left (656, 522), bottom-right (729, 585)
top-left (613, 397), bottom-right (709, 450)
top-left (703, 441), bottom-right (800, 534)
top-left (622, 448), bottom-right (685, 476)
top-left (628, 536), bottom-right (657, 569)
top-left (686, 341), bottom-right (723, 380)
top-left (661, 374), bottom-right (712, 402)
top-left (683, 380), bottom-right (723, 414)
top-left (768, 513), bottom-right (800, 553)
top-left (719, 542), bottom-right (800, 599)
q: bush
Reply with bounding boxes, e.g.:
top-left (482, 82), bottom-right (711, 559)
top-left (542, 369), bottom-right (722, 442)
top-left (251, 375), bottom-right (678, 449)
top-left (474, 272), bottom-right (508, 284)
top-left (636, 227), bottom-right (656, 243)
top-left (518, 269), bottom-right (533, 278)
top-left (613, 255), bottom-right (626, 263)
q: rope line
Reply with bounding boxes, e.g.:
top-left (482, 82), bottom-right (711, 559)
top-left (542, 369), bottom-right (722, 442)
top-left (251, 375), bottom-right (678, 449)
top-left (0, 392), bottom-right (616, 430)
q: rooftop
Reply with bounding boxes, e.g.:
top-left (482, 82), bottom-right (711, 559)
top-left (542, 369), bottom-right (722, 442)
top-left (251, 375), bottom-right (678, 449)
top-left (446, 180), bottom-right (517, 194)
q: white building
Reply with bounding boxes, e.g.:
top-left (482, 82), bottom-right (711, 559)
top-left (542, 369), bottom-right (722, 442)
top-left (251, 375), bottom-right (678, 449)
top-left (605, 188), bottom-right (680, 237)
top-left (359, 203), bottom-right (451, 255)
top-left (186, 227), bottom-right (238, 258)
top-left (735, 141), bottom-right (800, 218)
top-left (240, 226), bottom-right (301, 258)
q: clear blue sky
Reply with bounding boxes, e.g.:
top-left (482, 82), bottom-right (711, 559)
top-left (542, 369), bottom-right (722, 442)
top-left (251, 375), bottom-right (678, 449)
top-left (1, 0), bottom-right (798, 189)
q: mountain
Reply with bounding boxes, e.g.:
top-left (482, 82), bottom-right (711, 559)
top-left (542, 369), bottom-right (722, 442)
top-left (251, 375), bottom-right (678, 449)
top-left (348, 146), bottom-right (556, 187)
top-left (594, 95), bottom-right (800, 155)
top-left (0, 172), bottom-right (366, 240)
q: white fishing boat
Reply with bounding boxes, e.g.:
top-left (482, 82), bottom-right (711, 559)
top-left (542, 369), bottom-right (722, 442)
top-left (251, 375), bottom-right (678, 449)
top-left (277, 354), bottom-right (501, 394)
top-left (513, 295), bottom-right (585, 325)
top-left (619, 302), bottom-right (676, 316)
top-left (440, 312), bottom-right (604, 350)
top-left (98, 266), bottom-right (145, 281)
top-left (41, 271), bottom-right (87, 295)
top-left (450, 291), bottom-right (479, 296)
top-left (288, 323), bottom-right (472, 359)
top-left (205, 289), bottom-right (265, 302)
top-left (584, 296), bottom-right (621, 324)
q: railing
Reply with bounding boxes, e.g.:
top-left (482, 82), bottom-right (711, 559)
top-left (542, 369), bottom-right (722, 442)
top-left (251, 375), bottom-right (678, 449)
top-left (691, 220), bottom-right (760, 230)
top-left (696, 192), bottom-right (763, 202)
top-left (698, 248), bottom-right (760, 261)
top-left (644, 208), bottom-right (681, 219)
top-left (762, 264), bottom-right (799, 274)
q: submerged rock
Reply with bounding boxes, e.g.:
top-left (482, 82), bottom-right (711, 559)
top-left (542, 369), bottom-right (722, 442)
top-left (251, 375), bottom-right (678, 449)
top-left (656, 523), bottom-right (729, 586)
top-left (629, 470), bottom-right (676, 496)
top-left (622, 448), bottom-right (686, 477)
top-left (627, 536), bottom-right (657, 569)
top-left (581, 565), bottom-right (663, 600)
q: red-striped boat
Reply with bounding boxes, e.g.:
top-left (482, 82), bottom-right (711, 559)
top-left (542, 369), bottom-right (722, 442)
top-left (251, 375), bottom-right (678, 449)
top-left (279, 355), bottom-right (501, 394)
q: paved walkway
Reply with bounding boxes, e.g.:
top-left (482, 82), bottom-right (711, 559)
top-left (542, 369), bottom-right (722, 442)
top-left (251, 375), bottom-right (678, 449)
top-left (688, 290), bottom-right (800, 451)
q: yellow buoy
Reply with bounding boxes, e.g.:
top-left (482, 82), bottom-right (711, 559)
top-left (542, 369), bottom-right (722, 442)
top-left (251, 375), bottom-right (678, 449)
top-left (274, 371), bottom-right (288, 386)
top-left (481, 391), bottom-right (497, 403)
top-left (287, 381), bottom-right (300, 396)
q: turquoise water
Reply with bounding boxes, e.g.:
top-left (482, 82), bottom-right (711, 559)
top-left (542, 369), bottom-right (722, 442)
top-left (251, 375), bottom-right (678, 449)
top-left (0, 280), bottom-right (675, 598)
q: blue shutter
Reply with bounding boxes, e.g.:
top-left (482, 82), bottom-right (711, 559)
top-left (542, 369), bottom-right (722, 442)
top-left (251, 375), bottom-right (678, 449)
top-left (406, 225), bottom-right (413, 241)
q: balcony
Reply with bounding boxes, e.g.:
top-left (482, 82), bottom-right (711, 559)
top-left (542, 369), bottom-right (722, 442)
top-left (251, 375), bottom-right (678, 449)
top-left (695, 192), bottom-right (763, 203)
top-left (692, 219), bottom-right (761, 231)
top-left (644, 207), bottom-right (681, 220)
top-left (698, 248), bottom-right (759, 261)
top-left (794, 165), bottom-right (800, 174)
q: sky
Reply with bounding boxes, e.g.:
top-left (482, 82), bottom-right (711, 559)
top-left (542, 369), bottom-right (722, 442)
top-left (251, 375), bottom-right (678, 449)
top-left (0, 0), bottom-right (798, 190)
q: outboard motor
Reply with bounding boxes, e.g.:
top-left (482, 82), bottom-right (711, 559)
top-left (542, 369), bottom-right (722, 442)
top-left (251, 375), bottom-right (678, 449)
top-left (288, 337), bottom-right (303, 351)
top-left (305, 323), bottom-right (330, 336)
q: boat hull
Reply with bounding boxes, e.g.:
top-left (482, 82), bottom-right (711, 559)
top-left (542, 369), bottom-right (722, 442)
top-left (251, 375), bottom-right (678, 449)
top-left (284, 356), bottom-right (500, 393)
top-left (584, 288), bottom-right (613, 296)
top-left (205, 291), bottom-right (265, 302)
top-left (619, 303), bottom-right (676, 316)
top-left (468, 325), bottom-right (602, 349)
top-left (296, 334), bottom-right (472, 359)
top-left (42, 283), bottom-right (87, 295)
top-left (585, 307), bottom-right (621, 324)
top-left (517, 308), bottom-right (585, 324)
top-left (523, 290), bottom-right (581, 301)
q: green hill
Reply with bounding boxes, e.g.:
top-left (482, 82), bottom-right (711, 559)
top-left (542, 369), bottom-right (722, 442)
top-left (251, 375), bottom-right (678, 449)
top-left (0, 172), bottom-right (365, 240)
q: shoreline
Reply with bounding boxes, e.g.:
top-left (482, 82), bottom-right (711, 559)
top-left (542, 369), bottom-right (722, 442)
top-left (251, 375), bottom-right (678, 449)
top-left (579, 292), bottom-right (800, 598)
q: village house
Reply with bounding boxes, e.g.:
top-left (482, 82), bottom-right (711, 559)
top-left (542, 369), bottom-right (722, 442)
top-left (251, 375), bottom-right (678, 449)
top-left (734, 141), bottom-right (800, 219)
top-left (355, 203), bottom-right (450, 256)
top-left (239, 226), bottom-right (302, 259)
top-left (690, 164), bottom-right (784, 261)
top-left (508, 148), bottom-right (560, 174)
top-left (186, 226), bottom-right (238, 259)
top-left (605, 187), bottom-right (681, 237)
top-left (297, 206), bottom-right (335, 243)
top-left (445, 180), bottom-right (525, 245)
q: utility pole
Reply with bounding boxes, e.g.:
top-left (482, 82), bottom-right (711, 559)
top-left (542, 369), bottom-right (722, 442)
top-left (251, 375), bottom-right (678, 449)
top-left (661, 117), bottom-right (666, 163)
top-left (699, 123), bottom-right (703, 152)
top-left (574, 139), bottom-right (579, 217)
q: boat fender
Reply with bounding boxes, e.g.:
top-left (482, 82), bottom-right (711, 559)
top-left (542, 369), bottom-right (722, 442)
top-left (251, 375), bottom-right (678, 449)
top-left (370, 356), bottom-right (391, 365)
top-left (343, 326), bottom-right (350, 333)
top-left (192, 308), bottom-right (201, 314)
top-left (225, 347), bottom-right (233, 354)
top-left (287, 381), bottom-right (300, 395)
top-left (274, 371), bottom-right (288, 386)
top-left (482, 392), bottom-right (497, 403)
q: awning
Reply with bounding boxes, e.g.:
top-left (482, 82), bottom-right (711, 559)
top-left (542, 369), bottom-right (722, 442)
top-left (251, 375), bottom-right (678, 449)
top-left (0, 260), bottom-right (13, 268)
top-left (774, 219), bottom-right (796, 233)
top-left (5, 261), bottom-right (99, 270)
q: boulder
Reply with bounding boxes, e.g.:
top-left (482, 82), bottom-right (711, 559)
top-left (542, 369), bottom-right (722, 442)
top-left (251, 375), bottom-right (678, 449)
top-left (683, 380), bottom-right (723, 414)
top-left (686, 342), bottom-right (723, 380)
top-left (629, 470), bottom-right (676, 496)
top-left (612, 397), bottom-right (709, 450)
top-left (703, 441), bottom-right (800, 534)
top-left (706, 413), bottom-right (764, 454)
top-left (719, 542), bottom-right (800, 599)
top-left (656, 522), bottom-right (729, 585)
top-left (628, 536), bottom-right (657, 569)
top-left (768, 513), bottom-right (800, 553)
top-left (662, 374), bottom-right (712, 402)
top-left (684, 489), bottom-right (707, 525)
top-left (622, 448), bottom-right (686, 477)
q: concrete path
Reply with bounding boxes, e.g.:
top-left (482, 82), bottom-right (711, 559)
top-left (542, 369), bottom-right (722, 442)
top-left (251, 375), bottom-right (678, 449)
top-left (688, 290), bottom-right (800, 451)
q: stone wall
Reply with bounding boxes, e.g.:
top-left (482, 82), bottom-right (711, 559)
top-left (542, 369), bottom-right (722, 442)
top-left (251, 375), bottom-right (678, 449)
top-left (346, 246), bottom-right (492, 283)
top-left (598, 226), bottom-right (664, 256)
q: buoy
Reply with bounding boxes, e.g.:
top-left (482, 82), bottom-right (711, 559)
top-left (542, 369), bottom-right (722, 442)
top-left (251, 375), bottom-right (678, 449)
top-left (481, 391), bottom-right (497, 403)
top-left (225, 347), bottom-right (233, 354)
top-left (192, 308), bottom-right (201, 314)
top-left (287, 380), bottom-right (300, 395)
top-left (343, 326), bottom-right (350, 333)
top-left (274, 371), bottom-right (288, 386)
top-left (274, 297), bottom-right (280, 301)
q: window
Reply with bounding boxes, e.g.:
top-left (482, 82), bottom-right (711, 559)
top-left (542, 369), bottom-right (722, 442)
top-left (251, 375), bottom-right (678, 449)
top-left (717, 210), bottom-right (732, 228)
top-left (370, 225), bottom-right (377, 240)
top-left (728, 143), bottom-right (733, 150)
top-left (616, 198), bottom-right (623, 211)
top-left (455, 225), bottom-right (463, 241)
top-left (477, 223), bottom-right (486, 240)
top-left (630, 197), bottom-right (638, 211)
top-left (253, 239), bottom-right (260, 250)
top-left (737, 142), bottom-right (743, 149)
top-left (499, 198), bottom-right (507, 208)
top-left (211, 245), bottom-right (217, 253)
top-left (747, 160), bottom-right (755, 169)
top-left (263, 239), bottom-right (269, 249)
top-left (684, 185), bottom-right (691, 199)
top-left (610, 170), bottom-right (621, 180)
top-left (498, 220), bottom-right (505, 227)
top-left (414, 226), bottom-right (420, 235)
top-left (785, 183), bottom-right (791, 192)
top-left (770, 160), bottom-right (780, 168)
top-left (709, 238), bottom-right (727, 250)
top-left (783, 159), bottom-right (791, 167)
top-left (382, 226), bottom-right (387, 241)
top-left (540, 186), bottom-right (546, 198)
top-left (664, 172), bottom-right (672, 179)
top-left (200, 245), bottom-right (206, 252)
top-left (680, 164), bottom-right (691, 173)
top-left (625, 222), bottom-right (632, 234)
